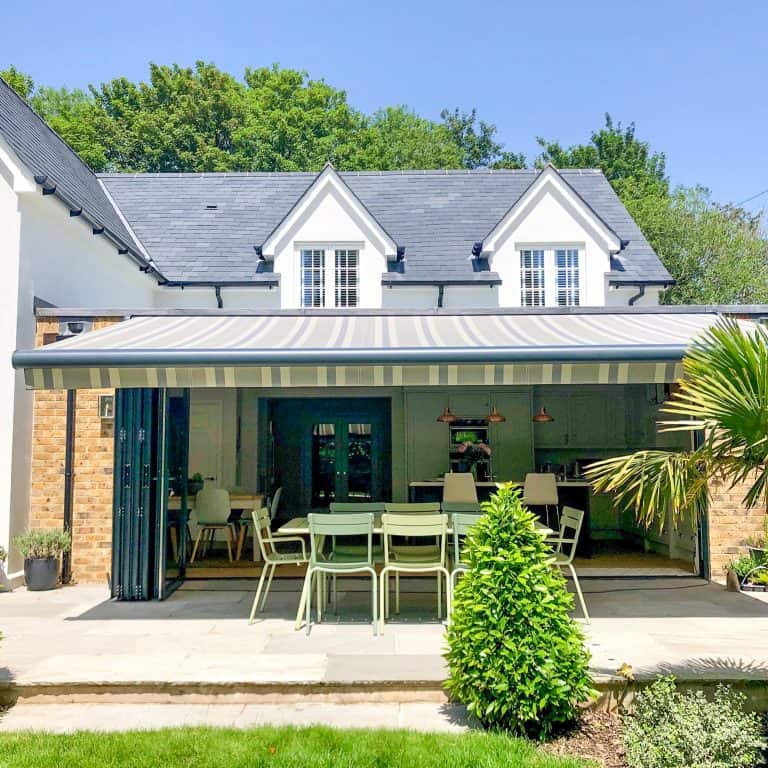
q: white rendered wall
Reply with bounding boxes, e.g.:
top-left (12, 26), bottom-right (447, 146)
top-left (605, 285), bottom-right (662, 307)
top-left (0, 143), bottom-right (27, 572)
top-left (490, 183), bottom-right (612, 308)
top-left (1, 136), bottom-right (157, 575)
top-left (153, 286), bottom-right (282, 310)
top-left (272, 190), bottom-right (388, 309)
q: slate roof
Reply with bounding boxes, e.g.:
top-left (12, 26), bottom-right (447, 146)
top-left (0, 77), bottom-right (147, 265)
top-left (0, 73), bottom-right (670, 287)
top-left (99, 169), bottom-right (672, 285)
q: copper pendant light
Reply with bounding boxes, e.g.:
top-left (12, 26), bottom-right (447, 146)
top-left (487, 406), bottom-right (506, 423)
top-left (532, 407), bottom-right (554, 423)
top-left (436, 406), bottom-right (457, 423)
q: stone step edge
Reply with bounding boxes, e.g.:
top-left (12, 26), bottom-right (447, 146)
top-left (5, 675), bottom-right (768, 710)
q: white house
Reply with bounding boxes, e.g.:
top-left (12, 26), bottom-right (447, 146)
top-left (12, 74), bottom-right (759, 596)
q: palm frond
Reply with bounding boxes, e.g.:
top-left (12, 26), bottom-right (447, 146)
top-left (585, 450), bottom-right (709, 530)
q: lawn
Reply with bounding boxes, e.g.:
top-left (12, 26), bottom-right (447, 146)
top-left (0, 725), bottom-right (589, 767)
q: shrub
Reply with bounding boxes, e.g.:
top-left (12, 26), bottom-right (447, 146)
top-left (0, 545), bottom-right (6, 563)
top-left (623, 676), bottom-right (765, 768)
top-left (14, 529), bottom-right (71, 559)
top-left (727, 555), bottom-right (758, 580)
top-left (444, 484), bottom-right (594, 739)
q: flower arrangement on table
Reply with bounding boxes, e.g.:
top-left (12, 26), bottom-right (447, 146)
top-left (455, 441), bottom-right (492, 478)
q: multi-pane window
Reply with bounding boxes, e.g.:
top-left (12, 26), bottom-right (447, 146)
top-left (520, 249), bottom-right (546, 307)
top-left (519, 247), bottom-right (582, 306)
top-left (300, 246), bottom-right (360, 308)
top-left (301, 249), bottom-right (325, 307)
top-left (334, 248), bottom-right (359, 307)
top-left (555, 248), bottom-right (580, 306)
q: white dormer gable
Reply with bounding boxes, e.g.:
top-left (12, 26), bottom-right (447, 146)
top-left (262, 164), bottom-right (397, 259)
top-left (486, 166), bottom-right (622, 307)
top-left (263, 164), bottom-right (397, 309)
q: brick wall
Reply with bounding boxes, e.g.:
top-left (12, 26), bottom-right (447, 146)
top-left (29, 317), bottom-right (121, 584)
top-left (708, 474), bottom-right (766, 582)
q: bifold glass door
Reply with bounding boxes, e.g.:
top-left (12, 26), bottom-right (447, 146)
top-left (311, 421), bottom-right (374, 509)
top-left (112, 387), bottom-right (190, 600)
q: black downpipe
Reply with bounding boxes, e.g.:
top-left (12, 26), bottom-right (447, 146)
top-left (62, 389), bottom-right (76, 583)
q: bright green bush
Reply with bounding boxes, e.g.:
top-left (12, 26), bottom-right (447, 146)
top-left (444, 484), bottom-right (594, 739)
top-left (14, 529), bottom-right (71, 559)
top-left (623, 676), bottom-right (765, 768)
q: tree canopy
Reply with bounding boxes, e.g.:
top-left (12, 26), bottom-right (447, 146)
top-left (2, 63), bottom-right (766, 304)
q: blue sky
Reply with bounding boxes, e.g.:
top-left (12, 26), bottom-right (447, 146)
top-left (2, 0), bottom-right (767, 212)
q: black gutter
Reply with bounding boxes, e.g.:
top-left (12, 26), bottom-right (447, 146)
top-left (157, 280), bottom-right (280, 288)
top-left (382, 278), bottom-right (502, 287)
top-left (62, 389), bottom-right (76, 584)
top-left (12, 344), bottom-right (689, 369)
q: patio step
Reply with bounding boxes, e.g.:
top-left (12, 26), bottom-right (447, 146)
top-left (0, 679), bottom-right (450, 707)
top-left (5, 674), bottom-right (768, 712)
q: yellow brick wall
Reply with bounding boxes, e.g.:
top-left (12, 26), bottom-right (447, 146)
top-left (707, 474), bottom-right (766, 582)
top-left (29, 317), bottom-right (121, 584)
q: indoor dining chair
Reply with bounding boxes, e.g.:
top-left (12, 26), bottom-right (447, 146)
top-left (442, 472), bottom-right (478, 504)
top-left (546, 506), bottom-right (590, 624)
top-left (299, 512), bottom-right (378, 636)
top-left (379, 513), bottom-right (450, 634)
top-left (248, 507), bottom-right (308, 623)
top-left (523, 473), bottom-right (560, 531)
top-left (189, 487), bottom-right (235, 563)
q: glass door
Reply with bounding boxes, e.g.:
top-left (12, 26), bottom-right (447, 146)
top-left (162, 391), bottom-right (190, 593)
top-left (310, 421), bottom-right (375, 509)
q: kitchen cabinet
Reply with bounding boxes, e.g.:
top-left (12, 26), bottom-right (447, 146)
top-left (406, 391), bottom-right (449, 482)
top-left (533, 388), bottom-right (627, 450)
top-left (490, 390), bottom-right (534, 480)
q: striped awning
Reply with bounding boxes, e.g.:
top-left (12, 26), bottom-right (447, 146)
top-left (13, 311), bottom-right (732, 389)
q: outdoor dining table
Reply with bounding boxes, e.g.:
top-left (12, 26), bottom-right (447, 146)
top-left (277, 514), bottom-right (553, 628)
top-left (167, 492), bottom-right (265, 561)
top-left (277, 515), bottom-right (552, 538)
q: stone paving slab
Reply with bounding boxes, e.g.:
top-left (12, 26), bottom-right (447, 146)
top-left (2, 578), bottom-right (768, 692)
top-left (0, 702), bottom-right (472, 733)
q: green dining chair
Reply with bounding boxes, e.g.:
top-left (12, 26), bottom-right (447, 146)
top-left (298, 512), bottom-right (378, 636)
top-left (379, 513), bottom-right (449, 634)
top-left (546, 506), bottom-right (590, 624)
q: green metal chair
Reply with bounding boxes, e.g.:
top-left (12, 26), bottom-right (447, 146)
top-left (441, 501), bottom-right (482, 515)
top-left (298, 512), bottom-right (378, 636)
top-left (248, 507), bottom-right (308, 623)
top-left (384, 502), bottom-right (441, 514)
top-left (449, 512), bottom-right (482, 594)
top-left (379, 513), bottom-right (449, 634)
top-left (546, 506), bottom-right (590, 624)
top-left (328, 502), bottom-right (385, 596)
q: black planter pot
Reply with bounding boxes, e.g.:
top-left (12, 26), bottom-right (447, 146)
top-left (24, 556), bottom-right (59, 591)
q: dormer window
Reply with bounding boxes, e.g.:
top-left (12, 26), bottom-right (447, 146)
top-left (300, 246), bottom-right (360, 308)
top-left (520, 246), bottom-right (581, 307)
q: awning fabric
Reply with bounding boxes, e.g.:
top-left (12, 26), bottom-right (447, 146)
top-left (13, 311), bottom-right (731, 390)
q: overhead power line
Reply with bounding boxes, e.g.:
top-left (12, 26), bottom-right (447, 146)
top-left (737, 187), bottom-right (768, 206)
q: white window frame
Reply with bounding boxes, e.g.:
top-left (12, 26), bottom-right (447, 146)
top-left (298, 243), bottom-right (362, 308)
top-left (518, 245), bottom-right (582, 307)
top-left (515, 243), bottom-right (586, 307)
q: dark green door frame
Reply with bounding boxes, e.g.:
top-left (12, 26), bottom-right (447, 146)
top-left (112, 388), bottom-right (190, 600)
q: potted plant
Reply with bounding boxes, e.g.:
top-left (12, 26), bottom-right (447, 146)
top-left (187, 472), bottom-right (204, 496)
top-left (14, 529), bottom-right (71, 591)
top-left (745, 516), bottom-right (768, 564)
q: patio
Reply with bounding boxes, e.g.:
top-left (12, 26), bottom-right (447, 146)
top-left (2, 577), bottom-right (768, 700)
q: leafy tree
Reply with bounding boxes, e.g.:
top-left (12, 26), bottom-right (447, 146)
top-left (536, 114), bottom-right (669, 200)
top-left (0, 65), bottom-right (34, 99)
top-left (353, 106), bottom-right (463, 170)
top-left (629, 187), bottom-right (768, 305)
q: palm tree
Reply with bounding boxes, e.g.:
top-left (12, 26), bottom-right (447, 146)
top-left (585, 319), bottom-right (768, 531)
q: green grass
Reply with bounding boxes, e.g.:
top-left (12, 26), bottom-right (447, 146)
top-left (0, 725), bottom-right (589, 767)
